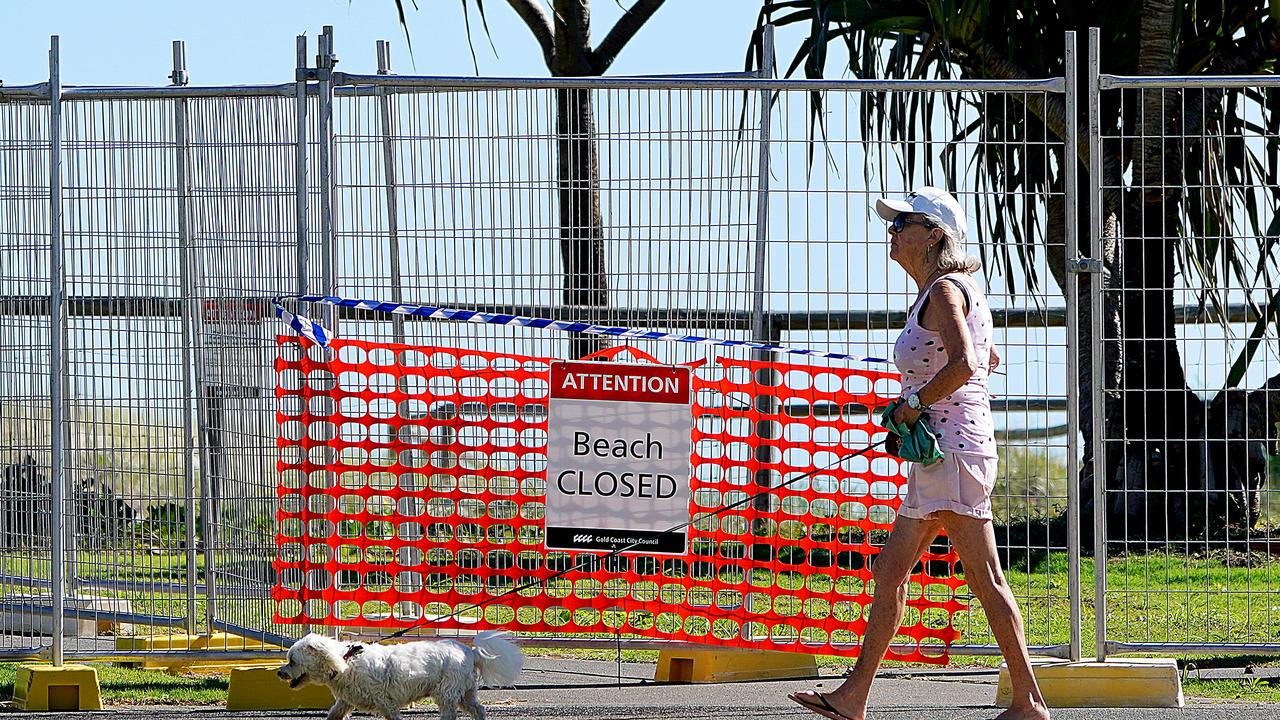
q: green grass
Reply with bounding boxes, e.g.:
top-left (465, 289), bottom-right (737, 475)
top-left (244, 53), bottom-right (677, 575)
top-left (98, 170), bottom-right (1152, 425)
top-left (2, 422), bottom-right (1276, 701)
top-left (1, 404), bottom-right (190, 505)
top-left (457, 549), bottom-right (1280, 652)
top-left (0, 550), bottom-right (204, 584)
top-left (1182, 677), bottom-right (1280, 703)
top-left (10, 545), bottom-right (1274, 652)
top-left (946, 550), bottom-right (1280, 650)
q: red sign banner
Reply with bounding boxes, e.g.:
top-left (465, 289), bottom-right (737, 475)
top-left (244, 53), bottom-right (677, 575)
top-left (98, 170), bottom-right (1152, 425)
top-left (551, 361), bottom-right (691, 404)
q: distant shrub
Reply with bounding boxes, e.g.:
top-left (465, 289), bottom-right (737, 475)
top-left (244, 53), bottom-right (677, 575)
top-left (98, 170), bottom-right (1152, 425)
top-left (993, 444), bottom-right (1069, 522)
top-left (144, 501), bottom-right (201, 544)
top-left (74, 476), bottom-right (138, 546)
top-left (1, 455), bottom-right (51, 548)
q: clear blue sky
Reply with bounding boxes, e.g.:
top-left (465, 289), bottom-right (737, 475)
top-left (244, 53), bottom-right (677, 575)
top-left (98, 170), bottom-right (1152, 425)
top-left (5, 4), bottom-right (1267, 405)
top-left (2, 1), bottom-right (768, 86)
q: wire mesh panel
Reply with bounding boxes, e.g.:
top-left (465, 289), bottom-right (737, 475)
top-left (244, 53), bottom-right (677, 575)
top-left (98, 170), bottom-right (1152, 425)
top-left (1094, 76), bottom-right (1280, 655)
top-left (14, 31), bottom-right (1280, 667)
top-left (328, 83), bottom-right (767, 360)
top-left (183, 93), bottom-right (319, 645)
top-left (0, 43), bottom-right (1084, 662)
top-left (56, 95), bottom-right (191, 654)
top-left (0, 87), bottom-right (319, 659)
top-left (0, 97), bottom-right (55, 655)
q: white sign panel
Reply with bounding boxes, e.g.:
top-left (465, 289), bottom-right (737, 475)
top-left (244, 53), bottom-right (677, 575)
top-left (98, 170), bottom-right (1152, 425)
top-left (201, 299), bottom-right (266, 395)
top-left (545, 361), bottom-right (692, 554)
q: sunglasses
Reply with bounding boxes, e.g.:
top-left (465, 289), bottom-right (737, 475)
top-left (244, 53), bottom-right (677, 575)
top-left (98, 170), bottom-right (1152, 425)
top-left (890, 212), bottom-right (938, 233)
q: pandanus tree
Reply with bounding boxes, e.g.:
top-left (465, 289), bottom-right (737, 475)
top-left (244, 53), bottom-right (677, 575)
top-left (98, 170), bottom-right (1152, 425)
top-left (749, 1), bottom-right (1280, 541)
top-left (395, 1), bottom-right (668, 358)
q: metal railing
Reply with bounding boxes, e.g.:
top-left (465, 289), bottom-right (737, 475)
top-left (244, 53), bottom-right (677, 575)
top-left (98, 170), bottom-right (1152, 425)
top-left (0, 25), bottom-right (1274, 667)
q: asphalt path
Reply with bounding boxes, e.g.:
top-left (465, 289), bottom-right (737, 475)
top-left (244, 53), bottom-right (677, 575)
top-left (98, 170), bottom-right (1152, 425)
top-left (2, 655), bottom-right (1275, 719)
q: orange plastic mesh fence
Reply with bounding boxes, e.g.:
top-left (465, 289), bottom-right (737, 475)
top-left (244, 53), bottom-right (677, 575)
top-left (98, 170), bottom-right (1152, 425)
top-left (272, 338), bottom-right (966, 663)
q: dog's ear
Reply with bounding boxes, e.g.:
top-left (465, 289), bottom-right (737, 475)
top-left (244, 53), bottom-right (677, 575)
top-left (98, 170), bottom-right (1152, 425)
top-left (304, 637), bottom-right (349, 679)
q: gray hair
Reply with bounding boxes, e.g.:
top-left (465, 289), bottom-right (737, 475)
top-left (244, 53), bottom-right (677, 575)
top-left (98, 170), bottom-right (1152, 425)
top-left (929, 226), bottom-right (981, 274)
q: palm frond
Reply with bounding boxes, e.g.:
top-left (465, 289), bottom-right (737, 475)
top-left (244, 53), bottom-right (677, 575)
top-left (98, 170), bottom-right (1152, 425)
top-left (752, 0), bottom-right (1280, 353)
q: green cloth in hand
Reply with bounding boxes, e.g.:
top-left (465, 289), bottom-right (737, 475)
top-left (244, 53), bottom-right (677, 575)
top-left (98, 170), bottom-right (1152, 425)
top-left (880, 399), bottom-right (945, 467)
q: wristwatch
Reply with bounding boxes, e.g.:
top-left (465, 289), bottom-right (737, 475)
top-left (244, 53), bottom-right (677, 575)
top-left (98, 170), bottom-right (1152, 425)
top-left (905, 393), bottom-right (927, 411)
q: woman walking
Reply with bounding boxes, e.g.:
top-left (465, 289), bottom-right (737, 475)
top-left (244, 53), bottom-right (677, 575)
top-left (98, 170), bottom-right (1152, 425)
top-left (788, 187), bottom-right (1050, 720)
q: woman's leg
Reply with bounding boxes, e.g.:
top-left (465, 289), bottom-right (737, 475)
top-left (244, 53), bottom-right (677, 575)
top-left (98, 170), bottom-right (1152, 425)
top-left (936, 510), bottom-right (1050, 719)
top-left (790, 513), bottom-right (941, 720)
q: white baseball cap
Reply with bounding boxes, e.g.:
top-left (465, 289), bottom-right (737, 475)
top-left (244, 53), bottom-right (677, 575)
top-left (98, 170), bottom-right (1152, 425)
top-left (875, 186), bottom-right (968, 244)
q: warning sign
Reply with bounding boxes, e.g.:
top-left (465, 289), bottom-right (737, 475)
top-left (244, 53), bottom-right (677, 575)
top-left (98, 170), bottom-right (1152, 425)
top-left (546, 361), bottom-right (693, 554)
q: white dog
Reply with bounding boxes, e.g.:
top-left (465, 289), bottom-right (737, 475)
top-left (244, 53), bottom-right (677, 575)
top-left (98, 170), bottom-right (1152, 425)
top-left (277, 631), bottom-right (523, 720)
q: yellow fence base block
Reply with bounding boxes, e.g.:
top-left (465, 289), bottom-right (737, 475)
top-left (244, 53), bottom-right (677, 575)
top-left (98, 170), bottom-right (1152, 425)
top-left (115, 632), bottom-right (285, 672)
top-left (226, 666), bottom-right (335, 711)
top-left (996, 658), bottom-right (1184, 708)
top-left (12, 664), bottom-right (103, 711)
top-left (655, 648), bottom-right (817, 683)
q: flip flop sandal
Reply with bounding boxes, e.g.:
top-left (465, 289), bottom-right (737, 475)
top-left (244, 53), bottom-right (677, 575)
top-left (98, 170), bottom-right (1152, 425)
top-left (788, 691), bottom-right (855, 720)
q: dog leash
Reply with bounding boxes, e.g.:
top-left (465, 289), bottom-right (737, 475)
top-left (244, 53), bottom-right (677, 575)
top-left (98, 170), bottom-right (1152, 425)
top-left (368, 437), bottom-right (889, 645)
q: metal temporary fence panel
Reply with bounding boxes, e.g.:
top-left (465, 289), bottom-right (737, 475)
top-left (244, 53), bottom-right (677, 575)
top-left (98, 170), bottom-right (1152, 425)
top-left (182, 89), bottom-right (323, 646)
top-left (0, 38), bottom-right (322, 660)
top-left (56, 92), bottom-right (194, 657)
top-left (1089, 26), bottom-right (1280, 658)
top-left (0, 90), bottom-right (56, 657)
top-left (746, 79), bottom-right (1080, 661)
top-left (325, 79), bottom-right (771, 362)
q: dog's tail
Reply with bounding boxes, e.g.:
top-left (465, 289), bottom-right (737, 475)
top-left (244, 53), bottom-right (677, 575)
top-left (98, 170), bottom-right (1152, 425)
top-left (472, 630), bottom-right (523, 687)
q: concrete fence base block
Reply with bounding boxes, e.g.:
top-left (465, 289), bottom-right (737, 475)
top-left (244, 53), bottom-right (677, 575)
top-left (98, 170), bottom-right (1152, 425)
top-left (996, 658), bottom-right (1184, 708)
top-left (1, 594), bottom-right (134, 637)
top-left (114, 631), bottom-right (285, 671)
top-left (655, 647), bottom-right (817, 683)
top-left (12, 664), bottom-right (103, 711)
top-left (226, 666), bottom-right (334, 711)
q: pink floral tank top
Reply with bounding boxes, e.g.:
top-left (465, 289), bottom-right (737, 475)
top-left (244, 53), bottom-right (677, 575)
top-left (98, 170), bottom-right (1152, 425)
top-left (892, 272), bottom-right (997, 457)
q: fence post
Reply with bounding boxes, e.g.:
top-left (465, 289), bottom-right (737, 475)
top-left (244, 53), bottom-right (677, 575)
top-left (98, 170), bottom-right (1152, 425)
top-left (749, 25), bottom-right (774, 347)
top-left (317, 26), bottom-right (338, 332)
top-left (47, 33), bottom-right (67, 668)
top-left (376, 40), bottom-right (406, 345)
top-left (170, 39), bottom-right (203, 637)
top-left (1086, 26), bottom-right (1108, 663)
top-left (296, 34), bottom-right (310, 296)
top-left (748, 24), bottom-right (780, 600)
top-left (1060, 29), bottom-right (1083, 664)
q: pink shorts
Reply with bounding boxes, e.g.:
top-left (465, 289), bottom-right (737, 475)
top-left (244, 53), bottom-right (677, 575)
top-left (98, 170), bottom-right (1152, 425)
top-left (898, 451), bottom-right (998, 521)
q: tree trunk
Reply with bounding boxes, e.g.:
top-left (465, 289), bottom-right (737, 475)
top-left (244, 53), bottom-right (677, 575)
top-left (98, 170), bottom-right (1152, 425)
top-left (554, 88), bottom-right (609, 359)
top-left (1046, 191), bottom-right (1123, 551)
top-left (1205, 374), bottom-right (1280, 530)
top-left (1111, 190), bottom-right (1206, 541)
top-left (552, 0), bottom-right (609, 359)
top-left (1095, 0), bottom-right (1209, 543)
top-left (1045, 11), bottom-right (1220, 545)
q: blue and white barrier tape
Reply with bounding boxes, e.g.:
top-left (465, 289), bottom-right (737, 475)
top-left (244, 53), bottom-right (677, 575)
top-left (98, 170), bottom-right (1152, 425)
top-left (273, 294), bottom-right (889, 365)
